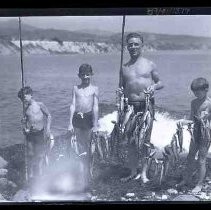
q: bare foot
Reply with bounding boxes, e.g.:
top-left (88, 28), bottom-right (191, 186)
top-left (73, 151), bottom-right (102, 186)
top-left (191, 185), bottom-right (202, 194)
top-left (120, 173), bottom-right (136, 183)
top-left (134, 173), bottom-right (141, 180)
top-left (141, 175), bottom-right (150, 184)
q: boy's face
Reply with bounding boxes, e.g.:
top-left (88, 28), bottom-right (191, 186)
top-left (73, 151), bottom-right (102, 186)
top-left (23, 93), bottom-right (32, 103)
top-left (127, 37), bottom-right (143, 59)
top-left (78, 70), bottom-right (92, 85)
top-left (193, 89), bottom-right (207, 99)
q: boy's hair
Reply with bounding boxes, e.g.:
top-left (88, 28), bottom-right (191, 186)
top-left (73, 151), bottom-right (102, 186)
top-left (191, 77), bottom-right (209, 91)
top-left (18, 86), bottom-right (33, 101)
top-left (78, 64), bottom-right (93, 75)
top-left (126, 32), bottom-right (143, 44)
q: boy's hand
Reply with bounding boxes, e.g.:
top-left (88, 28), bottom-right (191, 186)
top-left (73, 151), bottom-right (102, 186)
top-left (92, 126), bottom-right (98, 133)
top-left (23, 127), bottom-right (30, 135)
top-left (46, 128), bottom-right (51, 138)
top-left (68, 124), bottom-right (74, 133)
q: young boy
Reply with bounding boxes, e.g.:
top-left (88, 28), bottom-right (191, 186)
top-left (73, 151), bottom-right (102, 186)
top-left (18, 86), bottom-right (52, 178)
top-left (68, 64), bottom-right (99, 191)
top-left (177, 77), bottom-right (211, 193)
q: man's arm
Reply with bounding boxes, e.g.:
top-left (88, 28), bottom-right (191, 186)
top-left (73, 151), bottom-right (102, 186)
top-left (92, 87), bottom-right (99, 131)
top-left (68, 86), bottom-right (76, 131)
top-left (39, 102), bottom-right (52, 135)
top-left (151, 70), bottom-right (164, 91)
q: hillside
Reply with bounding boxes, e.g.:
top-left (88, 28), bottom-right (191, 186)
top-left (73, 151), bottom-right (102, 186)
top-left (0, 19), bottom-right (211, 55)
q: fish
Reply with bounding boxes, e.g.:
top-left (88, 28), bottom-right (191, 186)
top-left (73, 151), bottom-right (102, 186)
top-left (154, 158), bottom-right (159, 178)
top-left (171, 134), bottom-right (179, 162)
top-left (159, 161), bottom-right (164, 185)
top-left (121, 105), bottom-right (134, 133)
top-left (187, 123), bottom-right (195, 144)
top-left (176, 122), bottom-right (183, 153)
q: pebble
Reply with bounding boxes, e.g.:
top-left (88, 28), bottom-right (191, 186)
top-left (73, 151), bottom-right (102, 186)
top-left (167, 188), bottom-right (178, 195)
top-left (126, 193), bottom-right (135, 197)
top-left (161, 195), bottom-right (168, 200)
top-left (12, 190), bottom-right (31, 202)
top-left (0, 169), bottom-right (8, 177)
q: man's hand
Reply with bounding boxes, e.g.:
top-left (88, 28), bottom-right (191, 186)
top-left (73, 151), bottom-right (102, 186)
top-left (146, 85), bottom-right (155, 96)
top-left (200, 111), bottom-right (209, 121)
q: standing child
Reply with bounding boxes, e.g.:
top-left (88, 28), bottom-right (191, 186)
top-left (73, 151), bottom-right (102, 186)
top-left (18, 86), bottom-right (52, 178)
top-left (68, 64), bottom-right (99, 191)
top-left (177, 77), bottom-right (211, 193)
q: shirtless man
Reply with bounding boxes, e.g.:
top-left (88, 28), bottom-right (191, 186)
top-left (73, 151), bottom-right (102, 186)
top-left (18, 86), bottom-right (52, 178)
top-left (68, 63), bottom-right (99, 191)
top-left (121, 32), bottom-right (164, 183)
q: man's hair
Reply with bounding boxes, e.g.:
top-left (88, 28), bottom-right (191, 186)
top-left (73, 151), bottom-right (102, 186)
top-left (18, 86), bottom-right (33, 101)
top-left (79, 63), bottom-right (93, 75)
top-left (191, 77), bottom-right (209, 91)
top-left (126, 32), bottom-right (143, 44)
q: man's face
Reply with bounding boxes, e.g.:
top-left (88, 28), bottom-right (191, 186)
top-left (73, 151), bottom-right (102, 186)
top-left (127, 37), bottom-right (143, 59)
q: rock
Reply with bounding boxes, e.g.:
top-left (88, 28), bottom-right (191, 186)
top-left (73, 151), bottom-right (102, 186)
top-left (195, 192), bottom-right (208, 200)
top-left (91, 196), bottom-right (98, 201)
top-left (0, 178), bottom-right (17, 193)
top-left (0, 169), bottom-right (8, 177)
top-left (121, 197), bottom-right (128, 201)
top-left (151, 192), bottom-right (156, 197)
top-left (0, 193), bottom-right (6, 201)
top-left (172, 195), bottom-right (200, 201)
top-left (12, 190), bottom-right (31, 202)
top-left (125, 193), bottom-right (135, 197)
top-left (0, 157), bottom-right (8, 169)
top-left (167, 188), bottom-right (178, 195)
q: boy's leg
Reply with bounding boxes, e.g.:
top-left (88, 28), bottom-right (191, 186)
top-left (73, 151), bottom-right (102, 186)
top-left (177, 140), bottom-right (198, 187)
top-left (74, 128), bottom-right (92, 189)
top-left (192, 143), bottom-right (210, 193)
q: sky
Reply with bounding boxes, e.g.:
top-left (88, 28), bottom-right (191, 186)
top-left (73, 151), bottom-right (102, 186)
top-left (1, 15), bottom-right (211, 37)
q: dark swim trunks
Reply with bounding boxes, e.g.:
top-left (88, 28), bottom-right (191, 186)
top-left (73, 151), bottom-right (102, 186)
top-left (72, 111), bottom-right (93, 130)
top-left (26, 128), bottom-right (46, 158)
top-left (128, 97), bottom-right (155, 116)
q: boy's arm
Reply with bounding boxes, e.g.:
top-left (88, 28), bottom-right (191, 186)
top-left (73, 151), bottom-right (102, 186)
top-left (68, 86), bottom-right (76, 132)
top-left (39, 102), bottom-right (52, 136)
top-left (178, 101), bottom-right (194, 126)
top-left (92, 87), bottom-right (99, 132)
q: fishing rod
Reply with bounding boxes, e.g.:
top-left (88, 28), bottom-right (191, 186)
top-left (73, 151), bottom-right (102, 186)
top-left (18, 17), bottom-right (28, 183)
top-left (119, 15), bottom-right (126, 88)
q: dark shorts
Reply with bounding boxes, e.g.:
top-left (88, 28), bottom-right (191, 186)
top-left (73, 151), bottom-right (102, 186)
top-left (73, 111), bottom-right (93, 130)
top-left (26, 129), bottom-right (46, 158)
top-left (128, 97), bottom-right (155, 116)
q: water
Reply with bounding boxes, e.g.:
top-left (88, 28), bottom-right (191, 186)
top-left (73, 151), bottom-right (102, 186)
top-left (1, 50), bottom-right (211, 147)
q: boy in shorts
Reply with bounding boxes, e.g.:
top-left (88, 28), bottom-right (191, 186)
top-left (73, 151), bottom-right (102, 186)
top-left (68, 64), bottom-right (99, 191)
top-left (177, 78), bottom-right (211, 193)
top-left (18, 86), bottom-right (52, 178)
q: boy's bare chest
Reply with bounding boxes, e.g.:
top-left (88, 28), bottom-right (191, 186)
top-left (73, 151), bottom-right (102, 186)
top-left (76, 87), bottom-right (95, 98)
top-left (26, 104), bottom-right (42, 117)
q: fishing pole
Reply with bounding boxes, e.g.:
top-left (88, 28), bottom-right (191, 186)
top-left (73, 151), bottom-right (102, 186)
top-left (18, 17), bottom-right (28, 183)
top-left (119, 15), bottom-right (126, 88)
